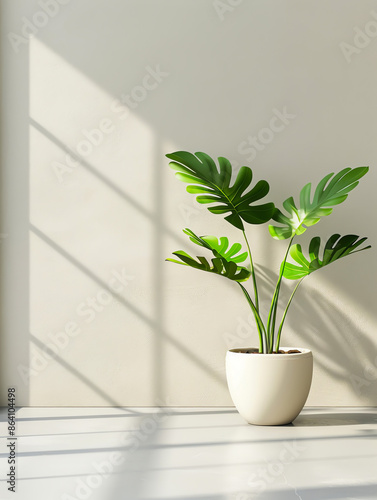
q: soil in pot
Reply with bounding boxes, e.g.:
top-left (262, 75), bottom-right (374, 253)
top-left (233, 348), bottom-right (302, 354)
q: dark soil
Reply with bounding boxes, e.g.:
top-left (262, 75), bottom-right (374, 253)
top-left (233, 348), bottom-right (302, 354)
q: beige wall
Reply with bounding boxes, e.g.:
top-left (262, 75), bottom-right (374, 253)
top-left (1, 0), bottom-right (376, 406)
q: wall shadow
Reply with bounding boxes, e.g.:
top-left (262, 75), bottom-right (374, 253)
top-left (255, 264), bottom-right (377, 405)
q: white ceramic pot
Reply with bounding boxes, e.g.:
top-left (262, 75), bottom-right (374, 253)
top-left (226, 347), bottom-right (313, 426)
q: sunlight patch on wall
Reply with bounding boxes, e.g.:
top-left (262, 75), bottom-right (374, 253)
top-left (29, 38), bottom-right (156, 210)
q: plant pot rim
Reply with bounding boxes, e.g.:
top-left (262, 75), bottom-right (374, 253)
top-left (227, 347), bottom-right (312, 358)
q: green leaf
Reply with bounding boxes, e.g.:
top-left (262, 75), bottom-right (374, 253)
top-left (283, 234), bottom-right (371, 280)
top-left (166, 228), bottom-right (251, 282)
top-left (166, 151), bottom-right (275, 230)
top-left (269, 167), bottom-right (369, 239)
top-left (167, 252), bottom-right (251, 282)
top-left (183, 228), bottom-right (248, 264)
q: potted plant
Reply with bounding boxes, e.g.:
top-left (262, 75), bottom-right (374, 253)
top-left (166, 151), bottom-right (370, 425)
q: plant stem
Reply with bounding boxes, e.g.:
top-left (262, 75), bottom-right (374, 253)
top-left (275, 278), bottom-right (304, 351)
top-left (242, 230), bottom-right (259, 311)
top-left (237, 282), bottom-right (267, 353)
top-left (266, 237), bottom-right (294, 352)
top-left (241, 229), bottom-right (264, 348)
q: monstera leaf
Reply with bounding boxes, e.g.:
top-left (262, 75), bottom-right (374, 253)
top-left (167, 252), bottom-right (251, 282)
top-left (269, 167), bottom-right (369, 240)
top-left (166, 229), bottom-right (251, 282)
top-left (283, 234), bottom-right (371, 280)
top-left (166, 151), bottom-right (275, 230)
top-left (183, 228), bottom-right (248, 264)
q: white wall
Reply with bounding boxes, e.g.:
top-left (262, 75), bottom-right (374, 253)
top-left (1, 0), bottom-right (376, 406)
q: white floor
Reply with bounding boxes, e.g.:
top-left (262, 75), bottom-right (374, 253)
top-left (1, 407), bottom-right (377, 500)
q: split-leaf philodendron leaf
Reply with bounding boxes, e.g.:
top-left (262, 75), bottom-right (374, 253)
top-left (283, 234), bottom-right (371, 280)
top-left (183, 228), bottom-right (248, 263)
top-left (167, 229), bottom-right (251, 282)
top-left (166, 151), bottom-right (275, 230)
top-left (269, 167), bottom-right (369, 240)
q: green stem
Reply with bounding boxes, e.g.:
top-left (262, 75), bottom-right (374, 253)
top-left (238, 282), bottom-right (267, 353)
top-left (275, 278), bottom-right (304, 351)
top-left (241, 229), bottom-right (264, 347)
top-left (242, 230), bottom-right (259, 311)
top-left (266, 237), bottom-right (294, 352)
